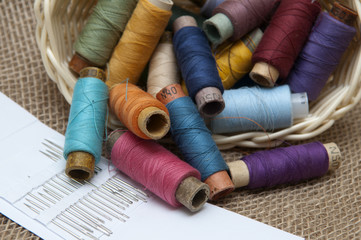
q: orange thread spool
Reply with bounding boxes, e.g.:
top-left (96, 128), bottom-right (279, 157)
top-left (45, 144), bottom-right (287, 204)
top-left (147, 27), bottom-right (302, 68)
top-left (109, 83), bottom-right (170, 140)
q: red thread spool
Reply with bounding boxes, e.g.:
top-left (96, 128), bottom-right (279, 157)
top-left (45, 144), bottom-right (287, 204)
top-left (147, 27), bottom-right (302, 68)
top-left (250, 0), bottom-right (321, 87)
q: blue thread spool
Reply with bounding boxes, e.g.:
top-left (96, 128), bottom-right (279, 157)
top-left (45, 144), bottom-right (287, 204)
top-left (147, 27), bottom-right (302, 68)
top-left (173, 16), bottom-right (225, 118)
top-left (64, 67), bottom-right (108, 180)
top-left (156, 84), bottom-right (234, 200)
top-left (210, 85), bottom-right (309, 134)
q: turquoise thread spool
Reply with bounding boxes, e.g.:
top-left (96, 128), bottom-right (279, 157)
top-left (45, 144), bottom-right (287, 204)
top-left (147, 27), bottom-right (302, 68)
top-left (64, 67), bottom-right (108, 180)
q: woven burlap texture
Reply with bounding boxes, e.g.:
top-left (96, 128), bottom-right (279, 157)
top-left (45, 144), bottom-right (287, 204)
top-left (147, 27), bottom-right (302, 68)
top-left (0, 1), bottom-right (360, 240)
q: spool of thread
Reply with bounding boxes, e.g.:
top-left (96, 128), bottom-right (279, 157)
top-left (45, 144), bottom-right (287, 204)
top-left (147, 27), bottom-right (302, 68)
top-left (64, 67), bottom-right (108, 180)
top-left (106, 0), bottom-right (173, 88)
top-left (228, 142), bottom-right (342, 189)
top-left (286, 3), bottom-right (357, 101)
top-left (173, 16), bottom-right (225, 118)
top-left (147, 31), bottom-right (180, 98)
top-left (69, 0), bottom-right (138, 73)
top-left (166, 5), bottom-right (206, 30)
top-left (109, 83), bottom-right (170, 140)
top-left (250, 0), bottom-right (321, 87)
top-left (156, 84), bottom-right (234, 200)
top-left (210, 85), bottom-right (309, 134)
top-left (203, 0), bottom-right (277, 46)
top-left (215, 28), bottom-right (263, 89)
top-left (106, 130), bottom-right (210, 212)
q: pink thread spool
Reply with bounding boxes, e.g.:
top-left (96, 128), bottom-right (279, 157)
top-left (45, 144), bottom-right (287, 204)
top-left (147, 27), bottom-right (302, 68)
top-left (106, 130), bottom-right (210, 212)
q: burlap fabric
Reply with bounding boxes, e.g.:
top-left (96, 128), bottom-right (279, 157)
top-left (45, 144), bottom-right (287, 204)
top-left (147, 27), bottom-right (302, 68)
top-left (0, 1), bottom-right (360, 239)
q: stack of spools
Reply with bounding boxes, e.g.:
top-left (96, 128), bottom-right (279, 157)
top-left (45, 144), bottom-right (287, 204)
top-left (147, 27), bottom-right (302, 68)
top-left (63, 0), bottom-right (357, 212)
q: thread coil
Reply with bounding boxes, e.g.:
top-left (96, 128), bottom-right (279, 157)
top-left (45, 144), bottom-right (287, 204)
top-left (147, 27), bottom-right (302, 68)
top-left (252, 0), bottom-right (321, 80)
top-left (243, 141), bottom-right (329, 189)
top-left (111, 131), bottom-right (201, 207)
top-left (173, 26), bottom-right (224, 100)
top-left (106, 0), bottom-right (172, 88)
top-left (210, 85), bottom-right (293, 134)
top-left (74, 0), bottom-right (137, 67)
top-left (287, 12), bottom-right (357, 100)
top-left (165, 96), bottom-right (229, 181)
top-left (64, 77), bottom-right (109, 163)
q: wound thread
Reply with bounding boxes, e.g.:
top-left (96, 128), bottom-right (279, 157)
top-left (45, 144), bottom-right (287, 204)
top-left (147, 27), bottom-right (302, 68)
top-left (64, 76), bottom-right (108, 163)
top-left (109, 83), bottom-right (170, 140)
top-left (106, 0), bottom-right (172, 88)
top-left (110, 130), bottom-right (201, 207)
top-left (287, 12), bottom-right (356, 100)
top-left (251, 0), bottom-right (321, 81)
top-left (157, 92), bottom-right (229, 181)
top-left (173, 25), bottom-right (224, 100)
top-left (215, 28), bottom-right (263, 89)
top-left (73, 0), bottom-right (137, 67)
top-left (243, 142), bottom-right (331, 189)
top-left (210, 85), bottom-right (293, 134)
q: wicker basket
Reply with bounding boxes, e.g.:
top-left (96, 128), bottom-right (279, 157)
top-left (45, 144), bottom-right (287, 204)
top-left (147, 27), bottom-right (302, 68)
top-left (34, 0), bottom-right (361, 149)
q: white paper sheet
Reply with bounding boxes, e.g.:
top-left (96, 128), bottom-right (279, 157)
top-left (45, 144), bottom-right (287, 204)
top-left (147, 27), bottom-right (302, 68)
top-left (0, 92), bottom-right (303, 240)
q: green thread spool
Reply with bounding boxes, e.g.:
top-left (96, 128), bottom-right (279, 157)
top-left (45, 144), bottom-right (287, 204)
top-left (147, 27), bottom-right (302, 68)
top-left (69, 0), bottom-right (138, 73)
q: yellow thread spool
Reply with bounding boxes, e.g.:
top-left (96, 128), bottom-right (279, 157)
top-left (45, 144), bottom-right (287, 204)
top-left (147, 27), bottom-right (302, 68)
top-left (215, 28), bottom-right (263, 89)
top-left (106, 0), bottom-right (173, 88)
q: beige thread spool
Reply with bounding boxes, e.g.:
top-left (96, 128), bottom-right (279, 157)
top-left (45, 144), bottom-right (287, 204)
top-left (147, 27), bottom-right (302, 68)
top-left (173, 16), bottom-right (225, 118)
top-left (228, 142), bottom-right (342, 188)
top-left (106, 130), bottom-right (210, 212)
top-left (65, 67), bottom-right (106, 181)
top-left (147, 31), bottom-right (181, 98)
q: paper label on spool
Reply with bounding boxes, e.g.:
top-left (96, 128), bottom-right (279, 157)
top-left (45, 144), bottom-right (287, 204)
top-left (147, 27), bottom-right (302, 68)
top-left (79, 67), bottom-right (106, 82)
top-left (330, 2), bottom-right (358, 26)
top-left (324, 143), bottom-right (341, 170)
top-left (156, 84), bottom-right (186, 104)
top-left (195, 87), bottom-right (224, 106)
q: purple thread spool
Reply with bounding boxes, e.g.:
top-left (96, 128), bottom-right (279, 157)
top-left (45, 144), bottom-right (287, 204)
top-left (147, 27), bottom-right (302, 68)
top-left (287, 12), bottom-right (356, 101)
top-left (227, 142), bottom-right (341, 189)
top-left (203, 0), bottom-right (278, 46)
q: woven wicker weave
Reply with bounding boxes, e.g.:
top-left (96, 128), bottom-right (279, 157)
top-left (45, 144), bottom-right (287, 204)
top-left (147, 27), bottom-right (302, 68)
top-left (34, 0), bottom-right (361, 149)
